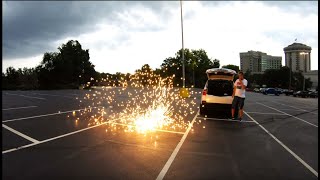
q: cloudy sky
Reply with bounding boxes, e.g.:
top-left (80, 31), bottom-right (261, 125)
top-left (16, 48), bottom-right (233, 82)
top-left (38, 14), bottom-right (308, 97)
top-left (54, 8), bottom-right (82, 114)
top-left (3, 1), bottom-right (318, 74)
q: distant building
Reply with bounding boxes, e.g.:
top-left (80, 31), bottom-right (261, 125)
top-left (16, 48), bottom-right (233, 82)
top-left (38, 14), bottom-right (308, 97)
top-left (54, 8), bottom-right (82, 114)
top-left (262, 55), bottom-right (282, 72)
top-left (240, 51), bottom-right (282, 74)
top-left (283, 43), bottom-right (312, 73)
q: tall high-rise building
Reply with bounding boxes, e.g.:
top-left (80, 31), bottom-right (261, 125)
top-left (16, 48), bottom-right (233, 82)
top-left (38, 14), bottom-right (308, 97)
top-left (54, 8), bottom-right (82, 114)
top-left (283, 43), bottom-right (312, 72)
top-left (240, 51), bottom-right (282, 74)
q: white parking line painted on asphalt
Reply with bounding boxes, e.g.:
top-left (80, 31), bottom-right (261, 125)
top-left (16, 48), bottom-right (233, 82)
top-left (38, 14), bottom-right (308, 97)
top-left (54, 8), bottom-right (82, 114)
top-left (244, 112), bottom-right (288, 116)
top-left (156, 110), bottom-right (199, 180)
top-left (69, 93), bottom-right (81, 96)
top-left (196, 116), bottom-right (255, 122)
top-left (2, 124), bottom-right (40, 144)
top-left (31, 93), bottom-right (77, 99)
top-left (256, 102), bottom-right (318, 128)
top-left (270, 101), bottom-right (318, 115)
top-left (2, 118), bottom-right (119, 154)
top-left (5, 93), bottom-right (46, 100)
top-left (244, 111), bottom-right (318, 178)
top-left (277, 108), bottom-right (316, 112)
top-left (154, 129), bottom-right (185, 135)
top-left (109, 122), bottom-right (185, 134)
top-left (2, 106), bottom-right (102, 123)
top-left (2, 106), bottom-right (38, 111)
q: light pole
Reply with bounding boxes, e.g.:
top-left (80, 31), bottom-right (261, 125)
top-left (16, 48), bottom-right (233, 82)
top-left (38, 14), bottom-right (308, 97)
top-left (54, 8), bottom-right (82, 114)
top-left (300, 52), bottom-right (308, 91)
top-left (289, 58), bottom-right (291, 91)
top-left (179, 0), bottom-right (189, 98)
top-left (303, 74), bottom-right (305, 91)
top-left (180, 0), bottom-right (185, 88)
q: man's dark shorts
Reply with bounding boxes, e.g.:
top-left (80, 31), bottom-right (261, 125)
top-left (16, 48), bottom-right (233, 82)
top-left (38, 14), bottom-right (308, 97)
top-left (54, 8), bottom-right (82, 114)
top-left (232, 96), bottom-right (245, 109)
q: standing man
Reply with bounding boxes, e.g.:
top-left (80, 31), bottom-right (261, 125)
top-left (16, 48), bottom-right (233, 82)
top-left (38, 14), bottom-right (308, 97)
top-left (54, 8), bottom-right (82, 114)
top-left (231, 71), bottom-right (248, 121)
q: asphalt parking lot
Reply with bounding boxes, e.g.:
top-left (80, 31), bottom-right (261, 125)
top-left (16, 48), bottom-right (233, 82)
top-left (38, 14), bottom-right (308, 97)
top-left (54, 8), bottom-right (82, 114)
top-left (2, 89), bottom-right (318, 180)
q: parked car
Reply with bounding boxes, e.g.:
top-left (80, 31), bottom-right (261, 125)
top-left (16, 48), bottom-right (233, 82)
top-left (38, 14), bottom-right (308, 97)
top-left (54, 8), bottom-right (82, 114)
top-left (283, 89), bottom-right (294, 96)
top-left (308, 91), bottom-right (318, 98)
top-left (200, 68), bottom-right (237, 116)
top-left (253, 88), bottom-right (260, 93)
top-left (260, 88), bottom-right (266, 93)
top-left (263, 88), bottom-right (280, 96)
top-left (275, 88), bottom-right (283, 94)
top-left (293, 91), bottom-right (309, 98)
top-left (282, 89), bottom-right (288, 93)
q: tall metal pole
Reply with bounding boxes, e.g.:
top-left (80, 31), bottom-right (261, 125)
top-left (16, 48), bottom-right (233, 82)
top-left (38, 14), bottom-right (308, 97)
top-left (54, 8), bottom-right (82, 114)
top-left (180, 0), bottom-right (185, 88)
top-left (289, 57), bottom-right (291, 90)
top-left (289, 69), bottom-right (291, 90)
top-left (303, 76), bottom-right (305, 91)
top-left (303, 53), bottom-right (306, 91)
top-left (300, 52), bottom-right (307, 91)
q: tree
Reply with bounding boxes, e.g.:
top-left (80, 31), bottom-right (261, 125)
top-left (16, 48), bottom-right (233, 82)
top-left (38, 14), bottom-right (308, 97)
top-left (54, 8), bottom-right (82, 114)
top-left (2, 72), bottom-right (7, 89)
top-left (2, 40), bottom-right (96, 90)
top-left (2, 66), bottom-right (38, 90)
top-left (18, 67), bottom-right (38, 89)
top-left (131, 64), bottom-right (158, 87)
top-left (292, 71), bottom-right (312, 91)
top-left (5, 67), bottom-right (20, 89)
top-left (160, 48), bottom-right (220, 88)
top-left (212, 59), bottom-right (220, 69)
top-left (37, 40), bottom-right (96, 89)
top-left (190, 57), bottom-right (197, 87)
top-left (222, 64), bottom-right (239, 73)
top-left (243, 66), bottom-right (313, 90)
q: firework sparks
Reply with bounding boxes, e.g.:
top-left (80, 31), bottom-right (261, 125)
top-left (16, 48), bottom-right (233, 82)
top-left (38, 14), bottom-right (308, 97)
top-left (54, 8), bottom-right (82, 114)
top-left (71, 67), bottom-right (199, 136)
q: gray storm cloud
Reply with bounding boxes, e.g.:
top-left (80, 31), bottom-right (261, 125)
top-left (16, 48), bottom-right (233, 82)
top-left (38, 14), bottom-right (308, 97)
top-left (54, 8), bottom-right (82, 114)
top-left (3, 1), bottom-right (173, 60)
top-left (3, 1), bottom-right (317, 60)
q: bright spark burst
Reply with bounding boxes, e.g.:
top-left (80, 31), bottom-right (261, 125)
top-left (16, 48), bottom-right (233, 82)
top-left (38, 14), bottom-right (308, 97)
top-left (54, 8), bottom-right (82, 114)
top-left (70, 66), bottom-right (199, 136)
top-left (132, 104), bottom-right (172, 133)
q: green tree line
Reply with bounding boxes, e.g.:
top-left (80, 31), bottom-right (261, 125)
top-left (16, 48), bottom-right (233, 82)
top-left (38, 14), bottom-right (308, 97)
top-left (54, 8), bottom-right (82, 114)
top-left (244, 67), bottom-right (313, 90)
